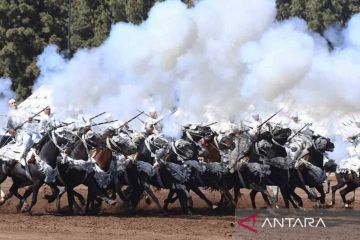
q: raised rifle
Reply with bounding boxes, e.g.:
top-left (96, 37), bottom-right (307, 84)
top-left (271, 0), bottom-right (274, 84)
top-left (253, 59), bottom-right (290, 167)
top-left (287, 123), bottom-right (312, 142)
top-left (13, 106), bottom-right (50, 131)
top-left (257, 108), bottom-right (283, 131)
top-left (89, 112), bottom-right (106, 121)
top-left (91, 119), bottom-right (119, 127)
top-left (118, 111), bottom-right (144, 129)
top-left (203, 121), bottom-right (218, 127)
top-left (136, 109), bottom-right (150, 118)
top-left (150, 109), bottom-right (177, 127)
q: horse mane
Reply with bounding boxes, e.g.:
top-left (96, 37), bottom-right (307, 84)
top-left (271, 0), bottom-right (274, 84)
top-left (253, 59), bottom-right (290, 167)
top-left (308, 145), bottom-right (324, 169)
top-left (39, 138), bottom-right (60, 168)
top-left (71, 139), bottom-right (89, 161)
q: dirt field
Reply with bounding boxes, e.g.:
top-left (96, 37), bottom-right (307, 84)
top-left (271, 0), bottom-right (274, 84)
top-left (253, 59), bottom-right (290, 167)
top-left (0, 177), bottom-right (358, 240)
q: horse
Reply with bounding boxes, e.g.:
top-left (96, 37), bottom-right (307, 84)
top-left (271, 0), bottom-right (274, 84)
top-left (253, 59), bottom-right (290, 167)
top-left (288, 136), bottom-right (335, 207)
top-left (248, 126), bottom-right (298, 208)
top-left (181, 124), bottom-right (220, 162)
top-left (56, 129), bottom-right (117, 214)
top-left (326, 160), bottom-right (359, 208)
top-left (10, 129), bottom-right (82, 212)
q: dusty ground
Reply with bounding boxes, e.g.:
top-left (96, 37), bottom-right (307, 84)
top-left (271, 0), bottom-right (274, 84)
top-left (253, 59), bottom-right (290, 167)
top-left (0, 176), bottom-right (358, 240)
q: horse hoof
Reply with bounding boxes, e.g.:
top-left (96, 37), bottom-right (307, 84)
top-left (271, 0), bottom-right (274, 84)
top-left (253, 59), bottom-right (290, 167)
top-left (344, 203), bottom-right (349, 208)
top-left (145, 197), bottom-right (152, 205)
top-left (0, 198), bottom-right (5, 206)
top-left (211, 205), bottom-right (218, 209)
top-left (21, 207), bottom-right (30, 213)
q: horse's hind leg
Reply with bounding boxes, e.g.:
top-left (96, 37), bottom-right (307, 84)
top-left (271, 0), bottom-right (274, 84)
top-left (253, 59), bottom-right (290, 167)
top-left (315, 185), bottom-right (326, 205)
top-left (56, 187), bottom-right (66, 212)
top-left (22, 179), bottom-right (43, 213)
top-left (340, 183), bottom-right (357, 207)
top-left (326, 180), bottom-right (331, 194)
top-left (73, 189), bottom-right (85, 206)
top-left (143, 182), bottom-right (163, 213)
top-left (191, 186), bottom-right (214, 209)
top-left (233, 186), bottom-right (241, 206)
top-left (331, 181), bottom-right (345, 206)
top-left (163, 189), bottom-right (176, 211)
top-left (17, 185), bottom-right (33, 212)
top-left (250, 190), bottom-right (257, 209)
top-left (44, 184), bottom-right (59, 203)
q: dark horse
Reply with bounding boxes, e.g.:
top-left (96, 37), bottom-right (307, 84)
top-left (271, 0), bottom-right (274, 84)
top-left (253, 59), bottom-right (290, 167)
top-left (249, 126), bottom-right (297, 208)
top-left (325, 159), bottom-right (360, 207)
top-left (289, 136), bottom-right (335, 207)
top-left (57, 130), bottom-right (116, 214)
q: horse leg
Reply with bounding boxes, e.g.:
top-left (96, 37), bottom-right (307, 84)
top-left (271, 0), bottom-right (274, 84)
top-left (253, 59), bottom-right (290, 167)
top-left (22, 179), bottom-right (42, 213)
top-left (278, 185), bottom-right (292, 209)
top-left (221, 188), bottom-right (235, 209)
top-left (315, 184), bottom-right (326, 205)
top-left (115, 184), bottom-right (130, 207)
top-left (175, 187), bottom-right (191, 215)
top-left (191, 186), bottom-right (214, 209)
top-left (0, 174), bottom-right (8, 205)
top-left (350, 190), bottom-right (356, 204)
top-left (233, 185), bottom-right (241, 206)
top-left (340, 183), bottom-right (357, 208)
top-left (143, 182), bottom-right (163, 213)
top-left (67, 187), bottom-right (76, 214)
top-left (44, 184), bottom-right (59, 203)
top-left (326, 180), bottom-right (331, 194)
top-left (89, 180), bottom-right (116, 206)
top-left (260, 191), bottom-right (272, 209)
top-left (249, 190), bottom-right (257, 209)
top-left (290, 188), bottom-right (304, 208)
top-left (163, 189), bottom-right (175, 211)
top-left (56, 186), bottom-right (66, 212)
top-left (17, 185), bottom-right (33, 212)
top-left (331, 181), bottom-right (345, 206)
top-left (9, 181), bottom-right (25, 201)
top-left (85, 187), bottom-right (95, 214)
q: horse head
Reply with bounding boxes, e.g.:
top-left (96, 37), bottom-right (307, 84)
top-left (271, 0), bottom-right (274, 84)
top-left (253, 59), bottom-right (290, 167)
top-left (314, 136), bottom-right (335, 153)
top-left (270, 126), bottom-right (292, 145)
top-left (108, 132), bottom-right (138, 156)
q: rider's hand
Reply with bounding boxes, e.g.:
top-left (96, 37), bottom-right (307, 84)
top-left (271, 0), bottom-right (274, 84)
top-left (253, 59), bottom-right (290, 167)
top-left (28, 117), bottom-right (33, 123)
top-left (8, 128), bottom-right (16, 136)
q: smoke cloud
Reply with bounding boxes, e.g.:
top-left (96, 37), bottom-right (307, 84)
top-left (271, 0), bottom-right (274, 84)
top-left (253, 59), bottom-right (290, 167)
top-left (32, 0), bottom-right (360, 158)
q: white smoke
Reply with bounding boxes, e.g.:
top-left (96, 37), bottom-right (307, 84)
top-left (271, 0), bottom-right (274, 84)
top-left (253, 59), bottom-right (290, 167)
top-left (33, 0), bottom-right (360, 158)
top-left (0, 78), bottom-right (15, 129)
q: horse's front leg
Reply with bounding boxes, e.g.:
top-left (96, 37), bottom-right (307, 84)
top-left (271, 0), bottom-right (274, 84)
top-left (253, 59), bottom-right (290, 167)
top-left (22, 179), bottom-right (42, 213)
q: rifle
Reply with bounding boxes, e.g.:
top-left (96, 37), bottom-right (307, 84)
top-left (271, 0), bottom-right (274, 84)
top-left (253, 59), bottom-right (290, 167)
top-left (91, 119), bottom-right (119, 127)
top-left (54, 121), bottom-right (75, 130)
top-left (257, 108), bottom-right (283, 131)
top-left (118, 111), bottom-right (144, 129)
top-left (150, 109), bottom-right (177, 126)
top-left (136, 109), bottom-right (150, 118)
top-left (89, 112), bottom-right (106, 121)
top-left (287, 123), bottom-right (312, 142)
top-left (203, 122), bottom-right (218, 127)
top-left (13, 106), bottom-right (50, 131)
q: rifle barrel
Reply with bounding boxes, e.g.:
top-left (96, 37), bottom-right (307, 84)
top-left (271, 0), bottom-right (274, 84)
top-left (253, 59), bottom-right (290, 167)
top-left (258, 108), bottom-right (283, 129)
top-left (89, 112), bottom-right (106, 120)
top-left (14, 106), bottom-right (50, 130)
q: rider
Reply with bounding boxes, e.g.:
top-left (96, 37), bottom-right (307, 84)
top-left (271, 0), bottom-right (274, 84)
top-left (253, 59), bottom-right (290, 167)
top-left (144, 108), bottom-right (163, 135)
top-left (6, 99), bottom-right (42, 164)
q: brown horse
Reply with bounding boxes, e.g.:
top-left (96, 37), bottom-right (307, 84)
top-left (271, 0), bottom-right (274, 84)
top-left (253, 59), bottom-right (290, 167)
top-left (85, 147), bottom-right (114, 212)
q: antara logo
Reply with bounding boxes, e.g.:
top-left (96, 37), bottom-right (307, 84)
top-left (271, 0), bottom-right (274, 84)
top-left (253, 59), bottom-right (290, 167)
top-left (237, 213), bottom-right (258, 234)
top-left (236, 214), bottom-right (326, 233)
